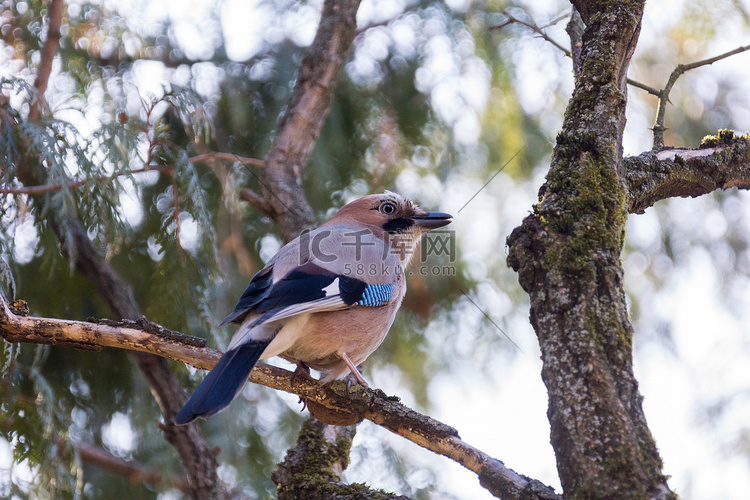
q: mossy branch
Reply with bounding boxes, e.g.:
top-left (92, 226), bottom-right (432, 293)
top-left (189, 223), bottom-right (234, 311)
top-left (626, 131), bottom-right (750, 213)
top-left (0, 293), bottom-right (559, 500)
top-left (272, 419), bottom-right (408, 500)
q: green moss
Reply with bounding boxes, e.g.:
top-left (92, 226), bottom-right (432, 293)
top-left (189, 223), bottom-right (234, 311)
top-left (275, 420), bottom-right (401, 498)
top-left (539, 156), bottom-right (626, 277)
top-left (701, 128), bottom-right (736, 148)
top-left (276, 420), bottom-right (345, 490)
top-left (555, 131), bottom-right (598, 153)
top-left (718, 128), bottom-right (735, 143)
top-left (336, 433), bottom-right (353, 470)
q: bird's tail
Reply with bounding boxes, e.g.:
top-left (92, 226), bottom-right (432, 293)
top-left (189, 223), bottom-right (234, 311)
top-left (174, 339), bottom-right (270, 425)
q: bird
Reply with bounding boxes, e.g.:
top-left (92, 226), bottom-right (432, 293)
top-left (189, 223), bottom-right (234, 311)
top-left (174, 192), bottom-right (452, 425)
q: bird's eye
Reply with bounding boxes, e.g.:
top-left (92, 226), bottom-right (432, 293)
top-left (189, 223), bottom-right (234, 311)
top-left (380, 202), bottom-right (396, 215)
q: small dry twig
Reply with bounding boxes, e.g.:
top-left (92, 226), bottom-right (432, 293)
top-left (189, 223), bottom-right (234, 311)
top-left (651, 45), bottom-right (750, 149)
top-left (491, 10), bottom-right (654, 95)
top-left (492, 11), bottom-right (750, 150)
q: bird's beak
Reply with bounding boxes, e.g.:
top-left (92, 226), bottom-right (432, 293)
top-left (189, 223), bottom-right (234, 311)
top-left (411, 212), bottom-right (453, 230)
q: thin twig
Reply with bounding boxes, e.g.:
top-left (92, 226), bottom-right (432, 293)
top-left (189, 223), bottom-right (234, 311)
top-left (491, 10), bottom-right (661, 98)
top-left (679, 44), bottom-right (750, 72)
top-left (0, 294), bottom-right (559, 500)
top-left (239, 188), bottom-right (274, 216)
top-left (539, 12), bottom-right (571, 30)
top-left (0, 152), bottom-right (263, 196)
top-left (652, 44), bottom-right (750, 149)
top-left (492, 11), bottom-right (749, 150)
top-left (492, 11), bottom-right (572, 57)
top-left (626, 78), bottom-right (660, 96)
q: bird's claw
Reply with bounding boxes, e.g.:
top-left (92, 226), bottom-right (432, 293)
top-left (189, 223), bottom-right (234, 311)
top-left (291, 362), bottom-right (311, 385)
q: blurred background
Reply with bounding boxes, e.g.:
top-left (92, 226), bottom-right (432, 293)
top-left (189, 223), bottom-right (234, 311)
top-left (1, 0), bottom-right (750, 498)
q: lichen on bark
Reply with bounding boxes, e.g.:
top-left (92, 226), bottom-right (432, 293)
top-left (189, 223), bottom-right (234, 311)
top-left (272, 419), bottom-right (408, 500)
top-left (625, 132), bottom-right (750, 214)
top-left (506, 1), bottom-right (674, 497)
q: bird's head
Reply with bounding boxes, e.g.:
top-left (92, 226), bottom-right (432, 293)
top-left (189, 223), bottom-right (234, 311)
top-left (327, 191), bottom-right (452, 265)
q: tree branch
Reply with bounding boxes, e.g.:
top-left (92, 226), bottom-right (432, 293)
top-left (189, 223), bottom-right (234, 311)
top-left (490, 9), bottom-right (653, 94)
top-left (651, 44), bottom-right (750, 149)
top-left (29, 0), bottom-right (64, 120)
top-left (238, 188), bottom-right (273, 216)
top-left (492, 11), bottom-right (571, 58)
top-left (626, 132), bottom-right (750, 213)
top-left (19, 10), bottom-right (221, 487)
top-left (0, 294), bottom-right (560, 500)
top-left (45, 217), bottom-right (226, 499)
top-left (0, 152), bottom-right (263, 196)
top-left (507, 0), bottom-right (674, 496)
top-left (73, 441), bottom-right (190, 493)
top-left (626, 78), bottom-right (661, 96)
top-left (13, 65), bottom-right (226, 494)
top-left (493, 10), bottom-right (748, 152)
top-left (258, 0), bottom-right (362, 241)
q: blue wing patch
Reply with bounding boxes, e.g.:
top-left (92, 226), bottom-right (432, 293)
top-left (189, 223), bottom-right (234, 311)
top-left (355, 283), bottom-right (395, 307)
top-left (221, 264), bottom-right (395, 329)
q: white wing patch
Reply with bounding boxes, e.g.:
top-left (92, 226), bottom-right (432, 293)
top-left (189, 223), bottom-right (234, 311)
top-left (322, 278), bottom-right (340, 297)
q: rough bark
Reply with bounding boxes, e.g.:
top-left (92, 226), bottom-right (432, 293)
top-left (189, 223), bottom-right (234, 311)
top-left (272, 419), bottom-right (408, 500)
top-left (626, 132), bottom-right (750, 214)
top-left (507, 1), bottom-right (674, 498)
top-left (0, 296), bottom-right (560, 500)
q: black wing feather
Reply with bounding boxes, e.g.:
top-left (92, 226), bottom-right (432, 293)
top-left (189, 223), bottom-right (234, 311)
top-left (338, 276), bottom-right (368, 306)
top-left (219, 267), bottom-right (274, 326)
top-left (174, 340), bottom-right (270, 424)
top-left (220, 262), bottom-right (344, 325)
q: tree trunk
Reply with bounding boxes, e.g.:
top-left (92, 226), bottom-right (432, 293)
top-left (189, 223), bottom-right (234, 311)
top-left (507, 2), bottom-right (675, 498)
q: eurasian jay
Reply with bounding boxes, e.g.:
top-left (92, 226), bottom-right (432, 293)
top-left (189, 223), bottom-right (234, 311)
top-left (175, 192), bottom-right (452, 424)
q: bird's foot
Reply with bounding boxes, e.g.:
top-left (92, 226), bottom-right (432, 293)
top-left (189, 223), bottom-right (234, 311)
top-left (291, 362), bottom-right (312, 410)
top-left (336, 351), bottom-right (370, 390)
top-left (291, 362), bottom-right (311, 384)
